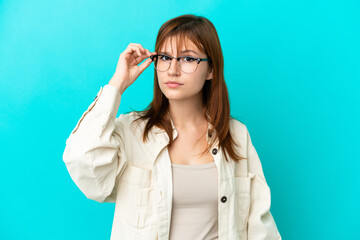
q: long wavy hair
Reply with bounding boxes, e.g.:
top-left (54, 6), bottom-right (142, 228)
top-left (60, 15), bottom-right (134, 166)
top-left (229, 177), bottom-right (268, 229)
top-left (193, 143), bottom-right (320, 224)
top-left (131, 14), bottom-right (245, 162)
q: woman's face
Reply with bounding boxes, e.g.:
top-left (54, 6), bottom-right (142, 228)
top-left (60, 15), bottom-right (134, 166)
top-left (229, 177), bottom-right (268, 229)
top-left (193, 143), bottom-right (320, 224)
top-left (157, 36), bottom-right (213, 101)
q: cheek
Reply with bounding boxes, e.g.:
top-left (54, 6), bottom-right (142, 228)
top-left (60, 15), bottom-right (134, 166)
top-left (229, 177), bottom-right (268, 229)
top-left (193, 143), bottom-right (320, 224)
top-left (182, 79), bottom-right (206, 97)
top-left (157, 71), bottom-right (167, 82)
top-left (157, 73), bottom-right (165, 88)
top-left (192, 72), bottom-right (208, 88)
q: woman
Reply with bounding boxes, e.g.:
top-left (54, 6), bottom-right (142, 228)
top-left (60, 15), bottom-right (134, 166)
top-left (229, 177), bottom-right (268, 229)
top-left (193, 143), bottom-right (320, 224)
top-left (63, 14), bottom-right (281, 240)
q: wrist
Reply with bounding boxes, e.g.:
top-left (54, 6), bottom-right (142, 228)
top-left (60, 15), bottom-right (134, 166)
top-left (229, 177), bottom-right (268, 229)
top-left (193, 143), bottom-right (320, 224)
top-left (109, 78), bottom-right (127, 95)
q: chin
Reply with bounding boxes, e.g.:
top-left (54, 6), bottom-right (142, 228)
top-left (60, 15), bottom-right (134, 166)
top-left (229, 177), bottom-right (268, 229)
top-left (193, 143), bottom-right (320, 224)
top-left (159, 85), bottom-right (181, 99)
top-left (163, 92), bottom-right (185, 100)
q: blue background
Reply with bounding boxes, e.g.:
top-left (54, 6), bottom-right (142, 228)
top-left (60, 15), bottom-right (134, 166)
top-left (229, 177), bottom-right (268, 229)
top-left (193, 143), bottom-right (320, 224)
top-left (1, 0), bottom-right (359, 239)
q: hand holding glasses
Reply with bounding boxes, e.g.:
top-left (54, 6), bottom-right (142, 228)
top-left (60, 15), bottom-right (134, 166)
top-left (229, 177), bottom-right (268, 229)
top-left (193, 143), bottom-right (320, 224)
top-left (109, 43), bottom-right (157, 95)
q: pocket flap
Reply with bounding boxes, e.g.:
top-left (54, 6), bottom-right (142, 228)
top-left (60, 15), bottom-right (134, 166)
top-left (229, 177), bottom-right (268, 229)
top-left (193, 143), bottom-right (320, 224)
top-left (121, 164), bottom-right (152, 187)
top-left (235, 172), bottom-right (255, 195)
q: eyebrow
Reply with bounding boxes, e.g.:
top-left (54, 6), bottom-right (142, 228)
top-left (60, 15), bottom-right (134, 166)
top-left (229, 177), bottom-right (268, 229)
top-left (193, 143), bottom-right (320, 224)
top-left (159, 50), bottom-right (200, 55)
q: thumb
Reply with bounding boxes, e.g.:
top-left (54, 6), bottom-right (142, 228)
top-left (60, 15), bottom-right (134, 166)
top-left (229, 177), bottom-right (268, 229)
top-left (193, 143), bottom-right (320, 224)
top-left (138, 58), bottom-right (153, 75)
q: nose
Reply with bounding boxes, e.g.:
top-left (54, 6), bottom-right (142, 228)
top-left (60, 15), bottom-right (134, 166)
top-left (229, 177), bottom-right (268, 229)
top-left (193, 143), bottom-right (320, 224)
top-left (168, 57), bottom-right (181, 75)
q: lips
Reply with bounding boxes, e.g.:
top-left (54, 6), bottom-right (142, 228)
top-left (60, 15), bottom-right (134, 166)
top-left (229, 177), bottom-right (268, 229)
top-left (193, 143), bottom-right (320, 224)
top-left (166, 81), bottom-right (183, 85)
top-left (165, 81), bottom-right (183, 88)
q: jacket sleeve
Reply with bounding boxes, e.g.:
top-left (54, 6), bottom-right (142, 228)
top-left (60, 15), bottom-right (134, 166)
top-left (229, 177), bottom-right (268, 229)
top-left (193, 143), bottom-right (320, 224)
top-left (245, 125), bottom-right (282, 240)
top-left (62, 84), bottom-right (128, 203)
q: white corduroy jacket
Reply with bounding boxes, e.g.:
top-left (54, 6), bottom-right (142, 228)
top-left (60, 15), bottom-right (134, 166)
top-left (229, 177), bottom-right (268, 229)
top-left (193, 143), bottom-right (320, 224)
top-left (62, 84), bottom-right (281, 240)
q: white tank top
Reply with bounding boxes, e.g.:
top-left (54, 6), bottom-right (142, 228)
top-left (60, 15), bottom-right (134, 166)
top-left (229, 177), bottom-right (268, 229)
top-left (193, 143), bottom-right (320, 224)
top-left (169, 161), bottom-right (218, 240)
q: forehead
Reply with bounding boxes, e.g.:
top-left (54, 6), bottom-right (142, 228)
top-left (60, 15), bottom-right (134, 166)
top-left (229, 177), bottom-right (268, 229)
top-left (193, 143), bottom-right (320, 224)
top-left (160, 35), bottom-right (203, 54)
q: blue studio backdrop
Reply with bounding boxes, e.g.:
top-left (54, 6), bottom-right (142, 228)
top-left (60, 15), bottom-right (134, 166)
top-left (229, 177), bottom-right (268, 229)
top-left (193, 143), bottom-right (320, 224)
top-left (0, 0), bottom-right (359, 239)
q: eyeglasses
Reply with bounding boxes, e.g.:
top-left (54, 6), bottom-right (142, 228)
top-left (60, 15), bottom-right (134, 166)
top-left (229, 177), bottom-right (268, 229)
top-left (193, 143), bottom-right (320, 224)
top-left (149, 54), bottom-right (211, 73)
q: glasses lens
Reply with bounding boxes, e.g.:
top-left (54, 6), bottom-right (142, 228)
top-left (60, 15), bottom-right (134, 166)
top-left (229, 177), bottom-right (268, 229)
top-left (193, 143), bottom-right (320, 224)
top-left (180, 57), bottom-right (198, 73)
top-left (154, 55), bottom-right (170, 72)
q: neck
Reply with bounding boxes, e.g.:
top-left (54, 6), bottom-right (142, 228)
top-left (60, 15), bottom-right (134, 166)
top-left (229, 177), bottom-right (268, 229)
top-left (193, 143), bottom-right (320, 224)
top-left (168, 92), bottom-right (206, 130)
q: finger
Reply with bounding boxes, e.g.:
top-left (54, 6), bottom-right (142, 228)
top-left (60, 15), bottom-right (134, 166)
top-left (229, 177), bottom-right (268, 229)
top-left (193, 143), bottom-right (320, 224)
top-left (128, 43), bottom-right (145, 56)
top-left (135, 53), bottom-right (149, 65)
top-left (130, 43), bottom-right (146, 54)
top-left (125, 45), bottom-right (142, 57)
top-left (138, 58), bottom-right (153, 74)
top-left (134, 48), bottom-right (150, 61)
top-left (135, 48), bottom-right (154, 62)
top-left (134, 46), bottom-right (148, 59)
top-left (134, 47), bottom-right (142, 58)
top-left (126, 45), bottom-right (153, 65)
top-left (123, 46), bottom-right (137, 59)
top-left (142, 51), bottom-right (157, 62)
top-left (142, 50), bottom-right (155, 59)
top-left (147, 52), bottom-right (157, 60)
top-left (128, 46), bottom-right (143, 61)
top-left (132, 44), bottom-right (154, 59)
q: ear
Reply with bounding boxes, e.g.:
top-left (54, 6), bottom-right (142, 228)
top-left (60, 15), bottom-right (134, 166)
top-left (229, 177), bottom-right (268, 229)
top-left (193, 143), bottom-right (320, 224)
top-left (206, 68), bottom-right (213, 81)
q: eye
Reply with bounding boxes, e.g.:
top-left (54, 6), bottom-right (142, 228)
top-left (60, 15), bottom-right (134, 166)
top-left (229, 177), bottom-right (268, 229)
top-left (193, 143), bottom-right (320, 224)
top-left (182, 56), bottom-right (196, 62)
top-left (159, 55), bottom-right (171, 61)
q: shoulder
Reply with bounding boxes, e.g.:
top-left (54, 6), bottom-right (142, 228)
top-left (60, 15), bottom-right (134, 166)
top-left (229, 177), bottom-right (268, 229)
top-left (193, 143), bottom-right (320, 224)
top-left (229, 117), bottom-right (255, 150)
top-left (114, 111), bottom-right (147, 134)
top-left (115, 111), bottom-right (141, 123)
top-left (229, 117), bottom-right (249, 137)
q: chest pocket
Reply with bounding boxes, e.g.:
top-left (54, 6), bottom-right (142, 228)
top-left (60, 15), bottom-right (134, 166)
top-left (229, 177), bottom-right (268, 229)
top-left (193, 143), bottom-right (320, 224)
top-left (116, 164), bottom-right (155, 229)
top-left (234, 172), bottom-right (255, 236)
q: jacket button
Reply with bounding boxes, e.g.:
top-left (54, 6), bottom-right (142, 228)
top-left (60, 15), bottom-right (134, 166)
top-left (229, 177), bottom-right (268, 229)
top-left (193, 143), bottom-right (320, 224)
top-left (221, 196), bottom-right (227, 203)
top-left (208, 131), bottom-right (212, 138)
top-left (212, 148), bottom-right (218, 155)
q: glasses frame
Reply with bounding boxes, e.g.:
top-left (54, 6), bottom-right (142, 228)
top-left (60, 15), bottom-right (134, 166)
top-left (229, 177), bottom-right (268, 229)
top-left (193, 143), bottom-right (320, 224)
top-left (149, 54), bottom-right (211, 73)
